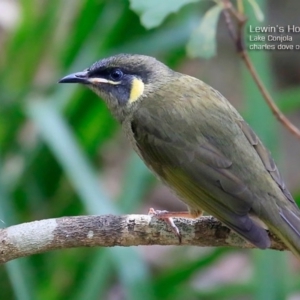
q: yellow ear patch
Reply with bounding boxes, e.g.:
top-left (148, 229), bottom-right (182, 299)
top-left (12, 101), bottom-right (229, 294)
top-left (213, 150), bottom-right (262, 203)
top-left (129, 78), bottom-right (144, 103)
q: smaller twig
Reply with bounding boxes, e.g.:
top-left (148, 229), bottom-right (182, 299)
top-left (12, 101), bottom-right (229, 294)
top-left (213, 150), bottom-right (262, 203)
top-left (241, 52), bottom-right (300, 138)
top-left (222, 1), bottom-right (237, 42)
top-left (222, 0), bottom-right (300, 139)
top-left (222, 0), bottom-right (247, 52)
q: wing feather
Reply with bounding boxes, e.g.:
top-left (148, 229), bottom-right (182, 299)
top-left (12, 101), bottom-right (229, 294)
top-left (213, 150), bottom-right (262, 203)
top-left (131, 102), bottom-right (271, 248)
top-left (238, 120), bottom-right (295, 205)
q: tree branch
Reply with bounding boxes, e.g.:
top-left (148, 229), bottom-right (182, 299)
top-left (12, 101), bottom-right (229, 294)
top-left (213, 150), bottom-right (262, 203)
top-left (0, 215), bottom-right (287, 264)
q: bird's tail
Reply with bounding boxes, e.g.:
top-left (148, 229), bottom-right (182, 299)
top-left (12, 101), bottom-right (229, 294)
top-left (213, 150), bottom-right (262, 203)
top-left (266, 204), bottom-right (300, 258)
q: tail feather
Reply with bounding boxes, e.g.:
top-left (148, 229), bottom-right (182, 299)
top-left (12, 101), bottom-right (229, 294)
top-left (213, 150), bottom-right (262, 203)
top-left (268, 205), bottom-right (300, 258)
top-left (222, 216), bottom-right (271, 249)
top-left (279, 207), bottom-right (300, 237)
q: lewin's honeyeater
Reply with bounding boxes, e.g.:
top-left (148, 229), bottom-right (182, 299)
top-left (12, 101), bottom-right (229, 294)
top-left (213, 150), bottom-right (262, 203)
top-left (59, 54), bottom-right (300, 257)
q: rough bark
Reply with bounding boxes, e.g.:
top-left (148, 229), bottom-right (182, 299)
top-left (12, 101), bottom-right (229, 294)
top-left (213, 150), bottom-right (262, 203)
top-left (0, 215), bottom-right (287, 264)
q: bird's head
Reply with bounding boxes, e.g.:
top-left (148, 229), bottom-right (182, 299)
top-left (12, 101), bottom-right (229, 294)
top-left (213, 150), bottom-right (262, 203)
top-left (59, 54), bottom-right (175, 121)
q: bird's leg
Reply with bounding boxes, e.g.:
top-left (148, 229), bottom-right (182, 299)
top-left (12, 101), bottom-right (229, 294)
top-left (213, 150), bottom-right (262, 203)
top-left (148, 208), bottom-right (196, 243)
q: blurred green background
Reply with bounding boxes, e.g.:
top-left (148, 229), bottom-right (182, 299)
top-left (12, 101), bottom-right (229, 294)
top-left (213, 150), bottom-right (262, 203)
top-left (1, 0), bottom-right (300, 299)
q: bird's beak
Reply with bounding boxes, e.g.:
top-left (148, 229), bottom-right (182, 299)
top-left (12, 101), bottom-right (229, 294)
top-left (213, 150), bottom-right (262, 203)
top-left (58, 71), bottom-right (89, 84)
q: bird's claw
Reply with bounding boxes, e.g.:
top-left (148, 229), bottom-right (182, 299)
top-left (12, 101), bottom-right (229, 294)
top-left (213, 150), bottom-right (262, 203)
top-left (148, 208), bottom-right (182, 243)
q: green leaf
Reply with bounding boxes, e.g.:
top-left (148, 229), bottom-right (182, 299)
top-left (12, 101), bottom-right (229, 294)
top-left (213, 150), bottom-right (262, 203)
top-left (71, 250), bottom-right (113, 300)
top-left (118, 152), bottom-right (153, 213)
top-left (186, 4), bottom-right (223, 59)
top-left (26, 101), bottom-right (115, 215)
top-left (247, 0), bottom-right (264, 22)
top-left (130, 0), bottom-right (199, 29)
top-left (0, 180), bottom-right (36, 300)
top-left (26, 100), bottom-right (154, 300)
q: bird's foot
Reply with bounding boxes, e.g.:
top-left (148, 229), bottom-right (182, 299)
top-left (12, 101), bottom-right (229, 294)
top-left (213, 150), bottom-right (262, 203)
top-left (148, 208), bottom-right (193, 244)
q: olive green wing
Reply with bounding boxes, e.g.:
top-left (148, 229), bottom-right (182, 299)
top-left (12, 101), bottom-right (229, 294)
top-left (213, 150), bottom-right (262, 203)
top-left (237, 120), bottom-right (300, 249)
top-left (131, 105), bottom-right (270, 249)
top-left (237, 120), bottom-right (295, 205)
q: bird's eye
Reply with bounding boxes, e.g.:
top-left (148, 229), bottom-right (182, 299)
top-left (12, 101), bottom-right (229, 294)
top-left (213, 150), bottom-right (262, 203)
top-left (110, 69), bottom-right (123, 81)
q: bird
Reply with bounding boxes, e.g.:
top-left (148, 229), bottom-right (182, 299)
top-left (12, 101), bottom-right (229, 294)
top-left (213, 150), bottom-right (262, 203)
top-left (59, 53), bottom-right (300, 256)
